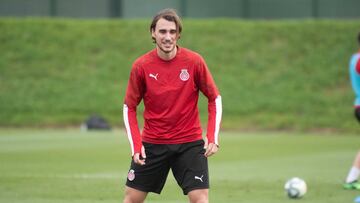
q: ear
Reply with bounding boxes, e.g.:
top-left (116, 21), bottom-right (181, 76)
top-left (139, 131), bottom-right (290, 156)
top-left (151, 29), bottom-right (155, 39)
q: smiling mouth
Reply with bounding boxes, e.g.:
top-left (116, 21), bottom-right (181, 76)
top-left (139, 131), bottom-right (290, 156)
top-left (163, 43), bottom-right (173, 48)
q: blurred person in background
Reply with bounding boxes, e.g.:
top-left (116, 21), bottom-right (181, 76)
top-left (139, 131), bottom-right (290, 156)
top-left (344, 151), bottom-right (360, 189)
top-left (344, 31), bottom-right (360, 190)
top-left (122, 8), bottom-right (222, 203)
top-left (349, 31), bottom-right (360, 125)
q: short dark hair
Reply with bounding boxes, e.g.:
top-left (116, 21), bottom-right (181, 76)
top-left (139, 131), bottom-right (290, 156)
top-left (150, 8), bottom-right (182, 35)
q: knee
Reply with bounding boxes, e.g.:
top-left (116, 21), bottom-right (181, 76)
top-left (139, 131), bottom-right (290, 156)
top-left (194, 199), bottom-right (208, 203)
top-left (122, 187), bottom-right (146, 203)
top-left (191, 197), bottom-right (208, 203)
top-left (123, 195), bottom-right (144, 203)
top-left (122, 196), bottom-right (131, 203)
top-left (123, 195), bottom-right (135, 203)
top-left (188, 189), bottom-right (209, 203)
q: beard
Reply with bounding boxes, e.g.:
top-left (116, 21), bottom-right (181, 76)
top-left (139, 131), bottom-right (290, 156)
top-left (156, 40), bottom-right (176, 54)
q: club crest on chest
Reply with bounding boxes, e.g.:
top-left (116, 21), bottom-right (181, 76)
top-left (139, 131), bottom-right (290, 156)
top-left (180, 69), bottom-right (190, 81)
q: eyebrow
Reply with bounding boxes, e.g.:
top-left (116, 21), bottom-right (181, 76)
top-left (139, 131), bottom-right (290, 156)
top-left (159, 28), bottom-right (177, 31)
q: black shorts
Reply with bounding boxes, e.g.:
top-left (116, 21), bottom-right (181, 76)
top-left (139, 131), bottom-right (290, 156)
top-left (125, 139), bottom-right (209, 195)
top-left (355, 107), bottom-right (360, 123)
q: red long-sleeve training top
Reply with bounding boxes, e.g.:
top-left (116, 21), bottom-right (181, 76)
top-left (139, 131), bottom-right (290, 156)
top-left (123, 47), bottom-right (222, 156)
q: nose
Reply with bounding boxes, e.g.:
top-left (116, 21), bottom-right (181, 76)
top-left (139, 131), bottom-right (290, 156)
top-left (164, 32), bottom-right (172, 40)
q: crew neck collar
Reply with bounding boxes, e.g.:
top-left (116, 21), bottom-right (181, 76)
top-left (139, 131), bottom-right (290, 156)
top-left (154, 46), bottom-right (181, 62)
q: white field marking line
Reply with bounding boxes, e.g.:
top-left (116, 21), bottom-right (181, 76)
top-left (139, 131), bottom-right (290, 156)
top-left (1, 173), bottom-right (123, 179)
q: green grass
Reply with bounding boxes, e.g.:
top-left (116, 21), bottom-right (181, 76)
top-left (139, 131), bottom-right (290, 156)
top-left (1, 19), bottom-right (360, 132)
top-left (0, 129), bottom-right (359, 203)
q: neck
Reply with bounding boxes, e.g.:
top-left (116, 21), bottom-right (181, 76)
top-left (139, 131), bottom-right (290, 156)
top-left (157, 46), bottom-right (177, 61)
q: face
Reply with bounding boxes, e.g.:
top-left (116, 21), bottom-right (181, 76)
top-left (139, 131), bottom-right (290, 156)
top-left (151, 18), bottom-right (179, 55)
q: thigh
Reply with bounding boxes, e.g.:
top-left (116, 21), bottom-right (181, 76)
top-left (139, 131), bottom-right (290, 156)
top-left (126, 143), bottom-right (171, 194)
top-left (171, 140), bottom-right (209, 195)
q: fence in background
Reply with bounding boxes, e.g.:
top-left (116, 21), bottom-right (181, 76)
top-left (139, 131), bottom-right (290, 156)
top-left (0, 0), bottom-right (360, 19)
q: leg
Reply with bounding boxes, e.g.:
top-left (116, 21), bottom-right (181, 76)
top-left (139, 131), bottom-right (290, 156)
top-left (124, 143), bottom-right (171, 199)
top-left (344, 151), bottom-right (360, 189)
top-left (171, 140), bottom-right (210, 196)
top-left (187, 189), bottom-right (209, 203)
top-left (353, 151), bottom-right (360, 168)
top-left (123, 186), bottom-right (147, 203)
top-left (346, 151), bottom-right (360, 183)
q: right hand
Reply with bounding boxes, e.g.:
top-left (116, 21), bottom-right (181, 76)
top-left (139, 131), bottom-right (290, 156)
top-left (133, 145), bottom-right (146, 165)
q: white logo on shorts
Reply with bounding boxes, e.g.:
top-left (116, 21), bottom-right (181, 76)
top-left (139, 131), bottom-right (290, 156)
top-left (194, 175), bottom-right (204, 182)
top-left (127, 169), bottom-right (135, 181)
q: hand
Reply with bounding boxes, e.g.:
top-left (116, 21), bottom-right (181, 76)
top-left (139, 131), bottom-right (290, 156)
top-left (204, 143), bottom-right (219, 157)
top-left (133, 145), bottom-right (146, 165)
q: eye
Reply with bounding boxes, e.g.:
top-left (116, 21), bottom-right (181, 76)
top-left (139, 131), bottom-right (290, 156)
top-left (170, 30), bottom-right (177, 34)
top-left (159, 30), bottom-right (166, 34)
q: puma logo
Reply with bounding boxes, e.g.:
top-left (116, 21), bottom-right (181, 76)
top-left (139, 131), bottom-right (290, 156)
top-left (194, 175), bottom-right (204, 182)
top-left (149, 73), bottom-right (158, 80)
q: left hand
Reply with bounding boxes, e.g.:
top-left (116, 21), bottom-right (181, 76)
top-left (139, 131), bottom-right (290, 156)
top-left (204, 143), bottom-right (219, 157)
top-left (133, 145), bottom-right (146, 165)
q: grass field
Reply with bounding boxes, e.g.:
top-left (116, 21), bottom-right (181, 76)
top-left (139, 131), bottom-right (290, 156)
top-left (0, 129), bottom-right (359, 203)
top-left (2, 19), bottom-right (360, 132)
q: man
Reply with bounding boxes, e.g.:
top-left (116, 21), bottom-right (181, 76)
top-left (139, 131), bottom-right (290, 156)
top-left (344, 31), bottom-right (360, 190)
top-left (122, 8), bottom-right (222, 203)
